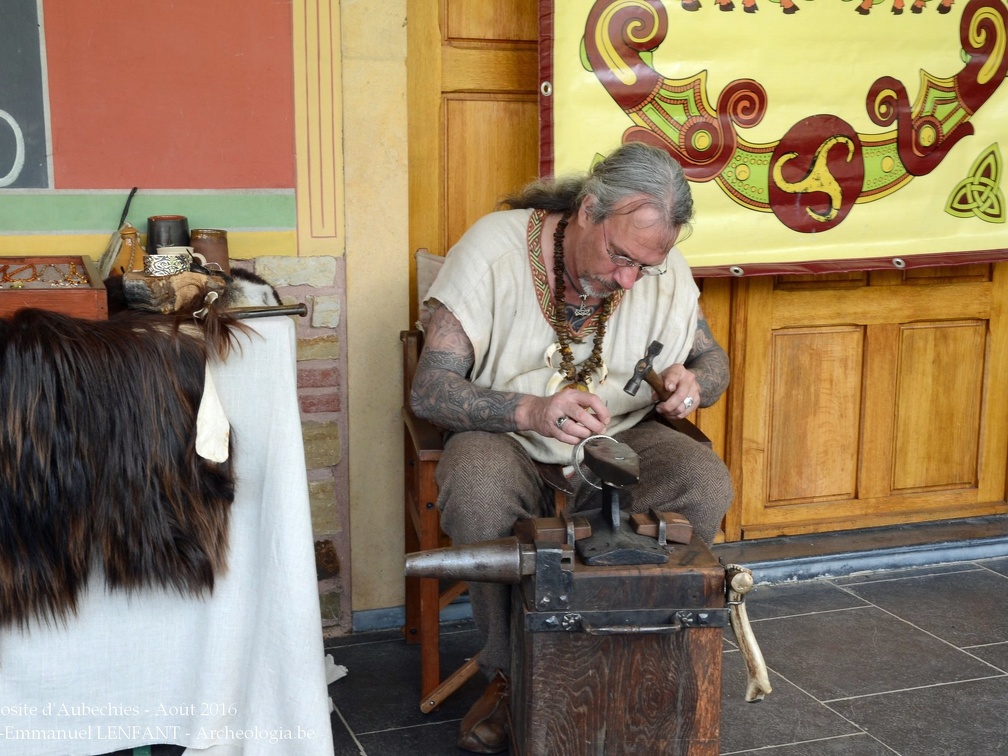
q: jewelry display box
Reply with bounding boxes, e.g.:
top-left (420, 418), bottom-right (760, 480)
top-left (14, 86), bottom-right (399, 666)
top-left (0, 256), bottom-right (108, 320)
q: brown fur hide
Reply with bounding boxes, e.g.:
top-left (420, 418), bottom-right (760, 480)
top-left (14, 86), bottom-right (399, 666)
top-left (0, 308), bottom-right (240, 629)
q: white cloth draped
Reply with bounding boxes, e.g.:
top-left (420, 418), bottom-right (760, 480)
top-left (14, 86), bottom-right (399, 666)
top-left (0, 316), bottom-right (335, 756)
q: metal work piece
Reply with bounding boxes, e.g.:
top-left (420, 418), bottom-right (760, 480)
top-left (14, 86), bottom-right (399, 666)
top-left (570, 434), bottom-right (618, 490)
top-left (404, 537), bottom-right (538, 584)
top-left (572, 435), bottom-right (669, 566)
top-left (523, 607), bottom-right (729, 634)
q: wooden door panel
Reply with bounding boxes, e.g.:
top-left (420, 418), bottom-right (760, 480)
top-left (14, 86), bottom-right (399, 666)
top-left (740, 272), bottom-right (1007, 539)
top-left (770, 282), bottom-right (992, 329)
top-left (446, 0), bottom-right (538, 41)
top-left (443, 96), bottom-right (539, 250)
top-left (892, 320), bottom-right (985, 492)
top-left (767, 327), bottom-right (864, 505)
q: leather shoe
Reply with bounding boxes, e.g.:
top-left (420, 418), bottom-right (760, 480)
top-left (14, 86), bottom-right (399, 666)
top-left (458, 671), bottom-right (510, 754)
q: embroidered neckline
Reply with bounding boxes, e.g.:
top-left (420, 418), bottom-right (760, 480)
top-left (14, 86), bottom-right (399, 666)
top-left (526, 209), bottom-right (623, 339)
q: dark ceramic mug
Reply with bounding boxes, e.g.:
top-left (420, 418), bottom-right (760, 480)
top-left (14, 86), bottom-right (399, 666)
top-left (146, 215), bottom-right (190, 255)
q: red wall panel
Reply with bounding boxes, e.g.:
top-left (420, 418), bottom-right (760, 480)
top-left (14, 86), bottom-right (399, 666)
top-left (43, 0), bottom-right (295, 189)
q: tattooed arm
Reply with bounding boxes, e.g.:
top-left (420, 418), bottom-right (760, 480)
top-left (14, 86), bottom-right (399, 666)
top-left (683, 307), bottom-right (729, 406)
top-left (409, 301), bottom-right (609, 439)
top-left (410, 302), bottom-right (523, 432)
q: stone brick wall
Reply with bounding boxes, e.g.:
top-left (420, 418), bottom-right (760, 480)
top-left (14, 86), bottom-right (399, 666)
top-left (238, 255), bottom-right (352, 637)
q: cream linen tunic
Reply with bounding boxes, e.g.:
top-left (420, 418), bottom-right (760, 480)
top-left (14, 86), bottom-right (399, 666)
top-left (425, 208), bottom-right (700, 465)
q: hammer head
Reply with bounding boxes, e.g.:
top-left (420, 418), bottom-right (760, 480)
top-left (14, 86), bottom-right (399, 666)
top-left (623, 340), bottom-right (664, 396)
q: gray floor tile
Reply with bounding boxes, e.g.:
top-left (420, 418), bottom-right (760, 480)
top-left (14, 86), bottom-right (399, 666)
top-left (753, 606), bottom-right (994, 700)
top-left (356, 720), bottom-right (469, 755)
top-left (830, 676), bottom-right (1008, 756)
top-left (328, 626), bottom-right (482, 734)
top-left (745, 580), bottom-right (870, 620)
top-left (831, 561), bottom-right (979, 585)
top-left (723, 733), bottom-right (894, 755)
top-left (979, 556), bottom-right (1008, 577)
top-left (966, 641), bottom-right (1008, 673)
top-left (839, 568), bottom-right (1008, 647)
top-left (719, 650), bottom-right (860, 754)
top-left (330, 710), bottom-right (367, 755)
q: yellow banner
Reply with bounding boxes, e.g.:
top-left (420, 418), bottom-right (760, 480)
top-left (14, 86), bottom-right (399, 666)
top-left (542, 0), bottom-right (1008, 274)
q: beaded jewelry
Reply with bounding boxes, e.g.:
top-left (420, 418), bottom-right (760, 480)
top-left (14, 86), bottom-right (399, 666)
top-left (0, 262), bottom-right (89, 289)
top-left (1, 264), bottom-right (39, 287)
top-left (548, 214), bottom-right (612, 392)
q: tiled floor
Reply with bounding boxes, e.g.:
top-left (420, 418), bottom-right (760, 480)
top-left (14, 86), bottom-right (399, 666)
top-left (326, 554), bottom-right (1008, 755)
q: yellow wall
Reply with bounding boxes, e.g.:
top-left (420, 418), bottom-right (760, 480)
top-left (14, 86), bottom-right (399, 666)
top-left (342, 0), bottom-right (410, 613)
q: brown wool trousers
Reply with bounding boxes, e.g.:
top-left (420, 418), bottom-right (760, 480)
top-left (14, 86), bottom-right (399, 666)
top-left (435, 420), bottom-right (734, 679)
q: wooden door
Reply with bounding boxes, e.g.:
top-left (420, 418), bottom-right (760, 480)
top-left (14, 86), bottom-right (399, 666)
top-left (735, 265), bottom-right (1008, 539)
top-left (407, 0), bottom-right (541, 318)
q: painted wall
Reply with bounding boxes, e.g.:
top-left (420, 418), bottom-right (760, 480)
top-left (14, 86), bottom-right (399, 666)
top-left (341, 0), bottom-right (409, 619)
top-left (44, 1), bottom-right (295, 189)
top-left (1, 0), bottom-right (298, 258)
top-left (0, 0), bottom-right (411, 629)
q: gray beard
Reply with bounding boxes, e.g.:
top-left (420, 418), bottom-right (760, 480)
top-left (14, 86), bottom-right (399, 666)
top-left (581, 275), bottom-right (621, 297)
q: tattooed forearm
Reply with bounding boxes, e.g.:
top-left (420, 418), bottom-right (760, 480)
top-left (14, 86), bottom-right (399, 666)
top-left (409, 301), bottom-right (527, 432)
top-left (684, 311), bottom-right (729, 406)
top-left (410, 350), bottom-right (525, 432)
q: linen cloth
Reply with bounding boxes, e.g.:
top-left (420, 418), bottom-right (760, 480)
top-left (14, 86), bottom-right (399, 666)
top-left (0, 316), bottom-right (335, 756)
top-left (425, 208), bottom-right (700, 465)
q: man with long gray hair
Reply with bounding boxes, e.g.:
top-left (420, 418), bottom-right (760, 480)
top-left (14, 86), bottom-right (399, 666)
top-left (410, 142), bottom-right (733, 753)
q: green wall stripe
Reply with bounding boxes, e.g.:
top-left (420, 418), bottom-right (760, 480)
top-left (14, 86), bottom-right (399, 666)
top-left (0, 192), bottom-right (296, 234)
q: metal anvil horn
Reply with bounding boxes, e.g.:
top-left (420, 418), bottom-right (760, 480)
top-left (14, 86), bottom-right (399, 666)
top-left (404, 538), bottom-right (536, 584)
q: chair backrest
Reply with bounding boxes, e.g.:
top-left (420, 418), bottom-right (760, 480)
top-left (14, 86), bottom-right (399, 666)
top-left (415, 248), bottom-right (445, 307)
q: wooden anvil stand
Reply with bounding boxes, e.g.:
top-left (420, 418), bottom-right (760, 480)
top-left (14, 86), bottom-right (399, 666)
top-left (509, 514), bottom-right (725, 755)
top-left (405, 437), bottom-right (769, 755)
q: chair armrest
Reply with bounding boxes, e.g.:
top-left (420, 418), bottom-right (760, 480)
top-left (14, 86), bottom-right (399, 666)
top-left (402, 406), bottom-right (445, 462)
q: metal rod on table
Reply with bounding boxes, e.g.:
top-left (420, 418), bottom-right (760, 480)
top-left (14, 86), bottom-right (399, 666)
top-left (224, 303), bottom-right (308, 319)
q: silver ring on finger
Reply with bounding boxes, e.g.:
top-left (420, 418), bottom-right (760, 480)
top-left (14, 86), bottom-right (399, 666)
top-left (683, 396), bottom-right (694, 409)
top-left (556, 415), bottom-right (568, 429)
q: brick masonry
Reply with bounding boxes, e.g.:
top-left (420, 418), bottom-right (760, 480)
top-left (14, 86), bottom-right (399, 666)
top-left (238, 256), bottom-right (352, 636)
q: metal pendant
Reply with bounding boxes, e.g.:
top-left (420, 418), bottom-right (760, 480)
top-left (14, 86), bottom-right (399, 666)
top-left (573, 295), bottom-right (592, 318)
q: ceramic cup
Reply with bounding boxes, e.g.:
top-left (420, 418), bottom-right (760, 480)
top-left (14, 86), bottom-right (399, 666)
top-left (146, 215), bottom-right (190, 255)
top-left (143, 247), bottom-right (206, 276)
top-left (189, 229), bottom-right (230, 274)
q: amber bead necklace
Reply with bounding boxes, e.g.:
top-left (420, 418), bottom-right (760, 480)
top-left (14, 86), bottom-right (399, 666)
top-left (550, 213), bottom-right (612, 390)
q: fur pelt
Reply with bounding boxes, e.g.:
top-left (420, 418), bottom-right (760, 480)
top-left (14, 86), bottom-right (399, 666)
top-left (0, 308), bottom-right (240, 629)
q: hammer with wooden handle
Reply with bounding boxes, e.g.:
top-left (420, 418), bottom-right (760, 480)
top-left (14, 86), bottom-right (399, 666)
top-left (623, 340), bottom-right (671, 402)
top-left (725, 564), bottom-right (772, 702)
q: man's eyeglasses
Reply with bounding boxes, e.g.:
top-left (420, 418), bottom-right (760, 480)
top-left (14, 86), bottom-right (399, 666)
top-left (602, 222), bottom-right (667, 276)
